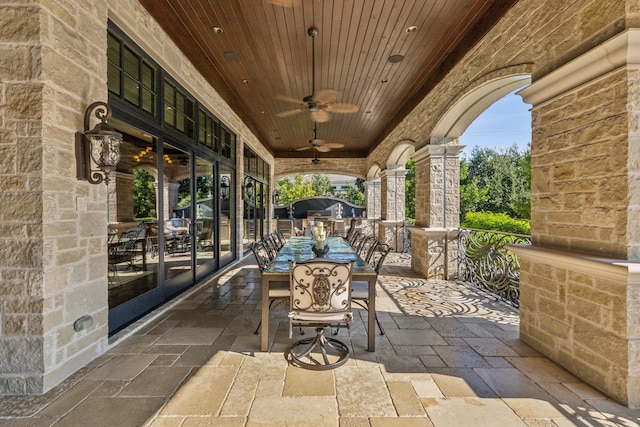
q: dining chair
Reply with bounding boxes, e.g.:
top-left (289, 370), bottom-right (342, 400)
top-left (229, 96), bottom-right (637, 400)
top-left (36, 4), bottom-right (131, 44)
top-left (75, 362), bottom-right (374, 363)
top-left (108, 228), bottom-right (143, 282)
top-left (261, 235), bottom-right (279, 260)
top-left (357, 236), bottom-right (378, 263)
top-left (344, 218), bottom-right (357, 241)
top-left (287, 259), bottom-right (354, 370)
top-left (351, 243), bottom-right (390, 336)
top-left (250, 241), bottom-right (290, 334)
top-left (349, 231), bottom-right (366, 251)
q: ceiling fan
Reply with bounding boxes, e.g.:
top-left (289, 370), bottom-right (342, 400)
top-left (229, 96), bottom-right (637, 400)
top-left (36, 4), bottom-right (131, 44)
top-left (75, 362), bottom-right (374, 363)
top-left (296, 122), bottom-right (344, 153)
top-left (275, 27), bottom-right (359, 123)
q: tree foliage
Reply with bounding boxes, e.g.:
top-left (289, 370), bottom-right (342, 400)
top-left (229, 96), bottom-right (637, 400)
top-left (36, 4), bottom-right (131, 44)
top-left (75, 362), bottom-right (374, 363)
top-left (275, 174), bottom-right (364, 206)
top-left (311, 174), bottom-right (335, 197)
top-left (133, 168), bottom-right (156, 220)
top-left (405, 158), bottom-right (416, 221)
top-left (460, 144), bottom-right (530, 220)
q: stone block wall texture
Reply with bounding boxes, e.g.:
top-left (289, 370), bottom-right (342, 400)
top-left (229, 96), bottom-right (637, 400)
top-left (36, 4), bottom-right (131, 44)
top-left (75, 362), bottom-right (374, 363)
top-left (530, 67), bottom-right (630, 258)
top-left (518, 253), bottom-right (639, 406)
top-left (274, 157), bottom-right (366, 180)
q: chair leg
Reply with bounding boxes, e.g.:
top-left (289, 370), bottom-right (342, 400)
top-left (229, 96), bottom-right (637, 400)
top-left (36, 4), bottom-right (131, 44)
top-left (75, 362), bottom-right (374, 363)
top-left (288, 328), bottom-right (350, 370)
top-left (254, 299), bottom-right (276, 334)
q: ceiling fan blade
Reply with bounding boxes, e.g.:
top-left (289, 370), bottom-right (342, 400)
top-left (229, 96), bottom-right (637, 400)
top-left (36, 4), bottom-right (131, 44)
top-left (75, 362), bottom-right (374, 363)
top-left (324, 143), bottom-right (345, 149)
top-left (295, 146), bottom-right (312, 151)
top-left (312, 89), bottom-right (339, 104)
top-left (277, 109), bottom-right (304, 118)
top-left (327, 102), bottom-right (360, 114)
top-left (310, 138), bottom-right (326, 145)
top-left (274, 94), bottom-right (304, 105)
top-left (310, 110), bottom-right (331, 123)
top-left (316, 145), bottom-right (332, 152)
top-left (264, 0), bottom-right (301, 7)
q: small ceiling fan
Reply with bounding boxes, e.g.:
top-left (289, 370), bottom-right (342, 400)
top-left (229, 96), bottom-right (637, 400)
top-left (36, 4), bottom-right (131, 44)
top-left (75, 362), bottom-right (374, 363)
top-left (296, 122), bottom-right (344, 153)
top-left (275, 27), bottom-right (359, 123)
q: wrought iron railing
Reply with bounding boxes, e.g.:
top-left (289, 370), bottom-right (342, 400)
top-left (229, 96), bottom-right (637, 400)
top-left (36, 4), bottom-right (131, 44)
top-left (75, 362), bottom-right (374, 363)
top-left (402, 221), bottom-right (413, 254)
top-left (455, 228), bottom-right (531, 308)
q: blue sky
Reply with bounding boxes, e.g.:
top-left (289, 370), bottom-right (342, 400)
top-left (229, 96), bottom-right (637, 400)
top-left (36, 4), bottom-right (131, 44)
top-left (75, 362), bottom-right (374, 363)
top-left (458, 89), bottom-right (531, 156)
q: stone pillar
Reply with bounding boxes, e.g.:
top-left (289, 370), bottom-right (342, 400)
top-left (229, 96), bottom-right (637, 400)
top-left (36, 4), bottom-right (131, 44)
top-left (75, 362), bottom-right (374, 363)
top-left (378, 168), bottom-right (407, 251)
top-left (380, 167), bottom-right (406, 222)
top-left (515, 29), bottom-right (640, 407)
top-left (409, 141), bottom-right (464, 279)
top-left (114, 172), bottom-right (134, 222)
top-left (364, 178), bottom-right (381, 220)
top-left (164, 182), bottom-right (180, 220)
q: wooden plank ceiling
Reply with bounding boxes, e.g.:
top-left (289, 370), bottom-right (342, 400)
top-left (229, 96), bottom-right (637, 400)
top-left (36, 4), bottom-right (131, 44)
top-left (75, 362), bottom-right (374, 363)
top-left (139, 0), bottom-right (517, 159)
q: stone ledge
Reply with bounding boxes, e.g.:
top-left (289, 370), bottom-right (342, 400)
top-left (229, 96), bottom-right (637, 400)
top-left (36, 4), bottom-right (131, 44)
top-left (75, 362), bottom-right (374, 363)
top-left (519, 29), bottom-right (640, 106)
top-left (508, 244), bottom-right (640, 284)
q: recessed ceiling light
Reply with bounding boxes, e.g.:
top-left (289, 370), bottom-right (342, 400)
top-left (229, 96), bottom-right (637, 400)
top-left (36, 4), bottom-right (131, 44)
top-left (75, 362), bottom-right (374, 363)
top-left (211, 26), bottom-right (223, 34)
top-left (406, 26), bottom-right (418, 33)
top-left (223, 51), bottom-right (239, 61)
top-left (388, 54), bottom-right (404, 63)
top-left (242, 79), bottom-right (250, 84)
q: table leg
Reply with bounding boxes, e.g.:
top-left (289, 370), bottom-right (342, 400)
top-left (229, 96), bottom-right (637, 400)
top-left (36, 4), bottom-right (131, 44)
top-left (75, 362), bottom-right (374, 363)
top-left (261, 275), bottom-right (270, 352)
top-left (368, 275), bottom-right (376, 352)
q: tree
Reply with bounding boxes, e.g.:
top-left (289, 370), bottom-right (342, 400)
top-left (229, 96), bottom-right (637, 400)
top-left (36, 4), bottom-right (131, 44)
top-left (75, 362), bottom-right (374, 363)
top-left (133, 168), bottom-right (156, 220)
top-left (460, 144), bottom-right (530, 220)
top-left (405, 158), bottom-right (416, 221)
top-left (341, 184), bottom-right (365, 205)
top-left (275, 175), bottom-right (315, 205)
top-left (311, 174), bottom-right (334, 197)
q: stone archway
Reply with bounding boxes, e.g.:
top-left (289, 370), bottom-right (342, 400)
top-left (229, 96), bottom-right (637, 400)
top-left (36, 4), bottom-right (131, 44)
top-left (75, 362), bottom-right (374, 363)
top-left (410, 73), bottom-right (532, 281)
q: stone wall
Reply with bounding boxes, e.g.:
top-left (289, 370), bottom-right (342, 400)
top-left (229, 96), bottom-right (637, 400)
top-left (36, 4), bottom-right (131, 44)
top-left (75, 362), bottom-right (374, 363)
top-left (514, 246), bottom-right (640, 407)
top-left (0, 0), bottom-right (275, 395)
top-left (274, 157), bottom-right (366, 179)
top-left (0, 3), bottom-right (46, 394)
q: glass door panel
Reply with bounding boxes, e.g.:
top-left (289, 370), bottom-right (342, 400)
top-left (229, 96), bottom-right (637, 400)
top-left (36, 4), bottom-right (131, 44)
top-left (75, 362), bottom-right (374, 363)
top-left (108, 137), bottom-right (160, 310)
top-left (195, 157), bottom-right (215, 278)
top-left (162, 144), bottom-right (194, 291)
top-left (220, 165), bottom-right (234, 263)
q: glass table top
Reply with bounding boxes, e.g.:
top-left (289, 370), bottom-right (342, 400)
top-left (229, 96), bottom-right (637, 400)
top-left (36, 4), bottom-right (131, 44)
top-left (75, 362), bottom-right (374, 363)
top-left (263, 236), bottom-right (375, 274)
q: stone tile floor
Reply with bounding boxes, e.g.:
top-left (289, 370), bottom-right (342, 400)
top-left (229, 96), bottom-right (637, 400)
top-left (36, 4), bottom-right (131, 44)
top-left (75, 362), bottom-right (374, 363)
top-left (1, 254), bottom-right (640, 426)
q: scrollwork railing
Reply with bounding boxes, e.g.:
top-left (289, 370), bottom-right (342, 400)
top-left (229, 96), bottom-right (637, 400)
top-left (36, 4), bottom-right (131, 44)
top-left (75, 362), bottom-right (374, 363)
top-left (456, 228), bottom-right (531, 308)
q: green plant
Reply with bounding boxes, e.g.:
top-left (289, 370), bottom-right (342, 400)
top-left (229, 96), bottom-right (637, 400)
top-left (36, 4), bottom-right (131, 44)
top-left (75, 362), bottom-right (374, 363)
top-left (461, 211), bottom-right (530, 235)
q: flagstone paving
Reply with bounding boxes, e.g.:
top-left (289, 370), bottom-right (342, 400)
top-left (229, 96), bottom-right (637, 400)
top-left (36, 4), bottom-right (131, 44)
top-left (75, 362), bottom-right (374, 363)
top-left (1, 253), bottom-right (639, 426)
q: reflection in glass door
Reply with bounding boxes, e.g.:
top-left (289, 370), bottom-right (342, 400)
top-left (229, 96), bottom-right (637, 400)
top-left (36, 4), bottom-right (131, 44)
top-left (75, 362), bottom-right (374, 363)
top-left (163, 143), bottom-right (194, 292)
top-left (195, 158), bottom-right (215, 279)
top-left (219, 165), bottom-right (234, 264)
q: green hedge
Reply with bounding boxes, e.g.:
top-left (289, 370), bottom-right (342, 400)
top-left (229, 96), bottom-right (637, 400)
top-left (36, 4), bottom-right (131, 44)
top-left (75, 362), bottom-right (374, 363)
top-left (461, 211), bottom-right (530, 235)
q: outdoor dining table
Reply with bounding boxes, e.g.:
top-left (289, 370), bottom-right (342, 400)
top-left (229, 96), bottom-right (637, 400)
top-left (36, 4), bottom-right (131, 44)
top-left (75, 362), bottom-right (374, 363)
top-left (260, 236), bottom-right (378, 352)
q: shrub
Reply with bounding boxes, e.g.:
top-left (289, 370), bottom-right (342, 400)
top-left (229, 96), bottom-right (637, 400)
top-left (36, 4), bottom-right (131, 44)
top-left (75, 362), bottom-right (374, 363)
top-left (461, 211), bottom-right (530, 235)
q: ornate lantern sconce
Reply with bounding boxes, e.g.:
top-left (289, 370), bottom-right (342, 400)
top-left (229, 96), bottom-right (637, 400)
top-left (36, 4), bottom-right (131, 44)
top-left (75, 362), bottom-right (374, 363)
top-left (75, 101), bottom-right (122, 185)
top-left (220, 175), bottom-right (230, 200)
top-left (272, 190), bottom-right (279, 205)
top-left (243, 177), bottom-right (255, 200)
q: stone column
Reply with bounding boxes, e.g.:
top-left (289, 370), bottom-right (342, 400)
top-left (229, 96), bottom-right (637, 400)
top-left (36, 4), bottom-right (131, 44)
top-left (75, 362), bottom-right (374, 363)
top-left (114, 172), bottom-right (135, 222)
top-left (409, 141), bottom-right (464, 279)
top-left (514, 29), bottom-right (640, 407)
top-left (164, 182), bottom-right (180, 220)
top-left (378, 167), bottom-right (407, 251)
top-left (364, 178), bottom-right (381, 220)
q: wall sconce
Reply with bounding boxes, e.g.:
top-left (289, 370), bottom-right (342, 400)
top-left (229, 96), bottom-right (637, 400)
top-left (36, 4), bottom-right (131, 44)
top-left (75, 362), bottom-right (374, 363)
top-left (243, 177), bottom-right (255, 200)
top-left (220, 175), bottom-right (230, 200)
top-left (272, 190), bottom-right (279, 205)
top-left (75, 101), bottom-right (122, 185)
